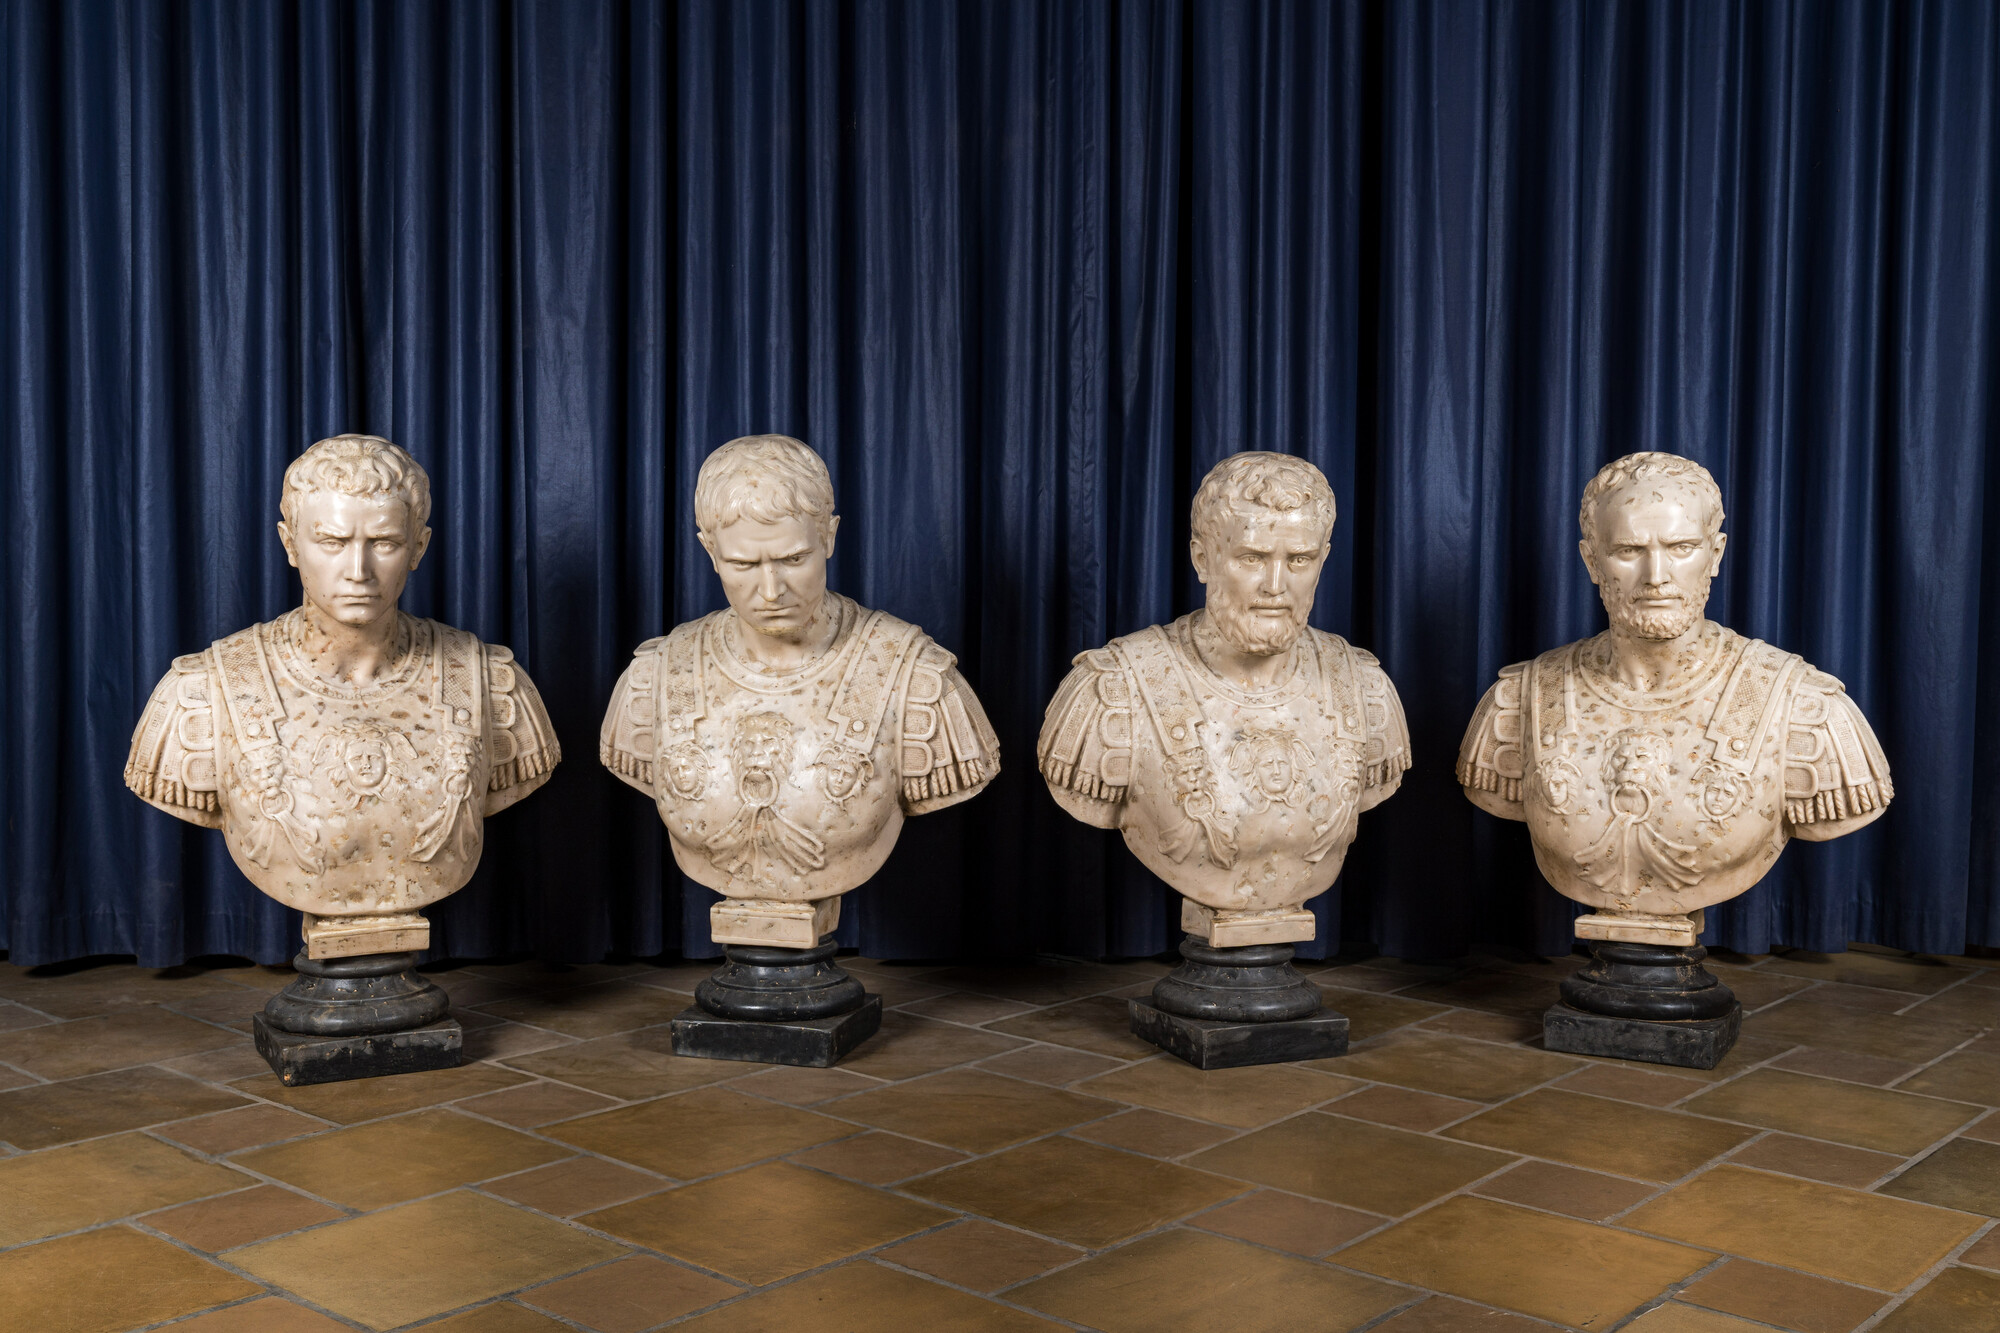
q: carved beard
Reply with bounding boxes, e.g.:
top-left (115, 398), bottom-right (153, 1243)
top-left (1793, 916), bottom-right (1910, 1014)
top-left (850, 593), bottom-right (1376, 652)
top-left (1601, 576), bottom-right (1709, 641)
top-left (1209, 598), bottom-right (1310, 656)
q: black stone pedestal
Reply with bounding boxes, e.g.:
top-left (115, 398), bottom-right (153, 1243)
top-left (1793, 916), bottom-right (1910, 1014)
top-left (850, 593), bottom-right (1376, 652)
top-left (1542, 941), bottom-right (1743, 1070)
top-left (1129, 936), bottom-right (1348, 1070)
top-left (255, 951), bottom-right (458, 1085)
top-left (671, 937), bottom-right (880, 1068)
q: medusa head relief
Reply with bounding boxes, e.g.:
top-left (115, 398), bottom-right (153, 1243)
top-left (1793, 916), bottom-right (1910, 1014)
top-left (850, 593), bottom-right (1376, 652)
top-left (1228, 727), bottom-right (1315, 813)
top-left (313, 718), bottom-right (419, 810)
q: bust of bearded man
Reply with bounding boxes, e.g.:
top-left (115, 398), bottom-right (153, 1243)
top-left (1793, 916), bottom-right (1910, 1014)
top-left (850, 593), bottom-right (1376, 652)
top-left (1039, 452), bottom-right (1410, 1067)
top-left (1458, 451), bottom-right (1892, 1067)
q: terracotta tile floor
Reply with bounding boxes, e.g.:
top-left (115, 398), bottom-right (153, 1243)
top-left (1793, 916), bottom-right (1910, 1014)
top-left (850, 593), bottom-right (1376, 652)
top-left (1, 944), bottom-right (1998, 1330)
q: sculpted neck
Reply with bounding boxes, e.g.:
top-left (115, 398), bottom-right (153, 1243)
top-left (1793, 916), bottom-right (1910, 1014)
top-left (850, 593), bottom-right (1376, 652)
top-left (1598, 619), bottom-right (1718, 694)
top-left (728, 596), bottom-right (842, 672)
top-left (1191, 610), bottom-right (1296, 691)
top-left (294, 601), bottom-right (404, 688)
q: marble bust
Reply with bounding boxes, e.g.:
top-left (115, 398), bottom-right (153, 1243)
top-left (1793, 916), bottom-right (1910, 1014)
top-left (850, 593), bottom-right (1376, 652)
top-left (125, 435), bottom-right (560, 961)
top-left (601, 434), bottom-right (1001, 952)
top-left (1040, 453), bottom-right (1410, 953)
top-left (1458, 452), bottom-right (1892, 951)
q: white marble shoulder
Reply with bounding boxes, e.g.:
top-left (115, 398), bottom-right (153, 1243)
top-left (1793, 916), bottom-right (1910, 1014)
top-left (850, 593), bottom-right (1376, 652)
top-left (1037, 644), bottom-right (1133, 826)
top-left (1456, 656), bottom-right (1539, 819)
top-left (1783, 661), bottom-right (1893, 833)
top-left (481, 640), bottom-right (561, 815)
top-left (898, 632), bottom-right (1002, 815)
top-left (598, 629), bottom-right (679, 796)
top-left (1344, 638), bottom-right (1413, 808)
top-left (125, 650), bottom-right (224, 829)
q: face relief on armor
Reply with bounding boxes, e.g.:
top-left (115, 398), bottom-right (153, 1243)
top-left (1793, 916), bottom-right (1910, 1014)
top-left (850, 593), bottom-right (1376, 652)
top-left (123, 434), bottom-right (561, 964)
top-left (599, 434), bottom-right (1002, 951)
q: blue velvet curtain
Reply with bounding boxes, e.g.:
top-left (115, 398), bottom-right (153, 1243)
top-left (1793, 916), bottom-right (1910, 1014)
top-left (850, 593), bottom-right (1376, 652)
top-left (3, 0), bottom-right (1994, 967)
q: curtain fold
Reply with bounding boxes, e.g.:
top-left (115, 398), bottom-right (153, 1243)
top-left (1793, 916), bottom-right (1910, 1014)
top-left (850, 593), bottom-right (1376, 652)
top-left (2, 0), bottom-right (1994, 967)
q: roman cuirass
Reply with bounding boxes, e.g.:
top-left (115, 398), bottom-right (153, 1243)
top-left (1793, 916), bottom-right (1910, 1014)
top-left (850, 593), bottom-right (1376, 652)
top-left (126, 609), bottom-right (561, 916)
top-left (1458, 626), bottom-right (1894, 916)
top-left (600, 594), bottom-right (1002, 902)
top-left (1039, 616), bottom-right (1412, 914)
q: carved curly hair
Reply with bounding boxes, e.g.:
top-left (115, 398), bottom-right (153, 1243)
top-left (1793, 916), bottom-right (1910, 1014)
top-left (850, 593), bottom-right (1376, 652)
top-left (1579, 452), bottom-right (1724, 548)
top-left (281, 434), bottom-right (432, 532)
top-left (695, 434), bottom-right (838, 547)
top-left (1191, 451), bottom-right (1336, 552)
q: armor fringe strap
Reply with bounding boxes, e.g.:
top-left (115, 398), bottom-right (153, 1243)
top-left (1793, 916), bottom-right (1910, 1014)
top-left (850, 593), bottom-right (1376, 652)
top-left (124, 766), bottom-right (220, 813)
top-left (596, 741), bottom-right (654, 788)
top-left (1037, 756), bottom-right (1126, 803)
top-left (904, 758), bottom-right (993, 804)
top-left (1368, 751), bottom-right (1412, 789)
top-left (1456, 759), bottom-right (1521, 804)
top-left (1787, 776), bottom-right (1893, 826)
top-left (491, 746), bottom-right (560, 791)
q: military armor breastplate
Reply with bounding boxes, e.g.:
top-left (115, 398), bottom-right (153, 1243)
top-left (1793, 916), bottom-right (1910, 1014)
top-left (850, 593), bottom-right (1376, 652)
top-left (1115, 621), bottom-right (1369, 914)
top-left (208, 613), bottom-right (490, 914)
top-left (641, 600), bottom-right (922, 901)
top-left (1521, 630), bottom-right (1797, 915)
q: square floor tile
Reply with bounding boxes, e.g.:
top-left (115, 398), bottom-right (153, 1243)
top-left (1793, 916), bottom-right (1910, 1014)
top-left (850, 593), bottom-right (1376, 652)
top-left (1880, 1139), bottom-right (2000, 1216)
top-left (1624, 1307), bottom-right (1792, 1331)
top-left (1418, 1010), bottom-right (1545, 1044)
top-left (0, 965), bottom-right (244, 1018)
top-left (545, 1086), bottom-right (849, 1178)
top-left (1191, 1111), bottom-right (1516, 1215)
top-left (1316, 1031), bottom-right (1578, 1102)
top-left (1772, 1046), bottom-right (1923, 1087)
top-left (827, 1068), bottom-right (1119, 1152)
top-left (1901, 1051), bottom-right (2000, 1106)
top-left (418, 1305), bottom-right (572, 1333)
top-left (0, 1006), bottom-right (237, 1078)
top-left (1556, 1062), bottom-right (1708, 1107)
top-left (454, 1078), bottom-right (622, 1127)
top-left (501, 1029), bottom-right (756, 1099)
top-left (0, 1132), bottom-right (252, 1245)
top-left (582, 1161), bottom-right (951, 1284)
top-left (470, 981), bottom-right (687, 1038)
top-left (984, 996), bottom-right (1160, 1058)
top-left (1687, 1068), bottom-right (1980, 1155)
top-left (1873, 1266), bottom-right (2000, 1333)
top-left (922, 961), bottom-right (1152, 1006)
top-left (232, 1189), bottom-right (625, 1330)
top-left (233, 1107), bottom-right (571, 1208)
top-left (1445, 1089), bottom-right (1754, 1180)
top-left (1725, 1134), bottom-right (1905, 1188)
top-left (1905, 985), bottom-right (2000, 1028)
top-left (164, 1297), bottom-right (354, 1332)
top-left (1012, 1227), bottom-right (1407, 1332)
top-left (1187, 1189), bottom-right (1380, 1255)
top-left (1707, 966), bottom-right (1814, 1011)
top-left (1370, 1297), bottom-right (1557, 1330)
top-left (146, 1183), bottom-right (345, 1250)
top-left (231, 1061), bottom-right (532, 1125)
top-left (837, 1011), bottom-right (1029, 1081)
top-left (1626, 1165), bottom-right (1981, 1290)
top-left (909, 1135), bottom-right (1247, 1248)
top-left (731, 1064), bottom-right (885, 1105)
top-left (671, 1260), bottom-right (1068, 1332)
top-left (484, 1155), bottom-right (668, 1216)
top-left (1400, 971), bottom-right (1563, 1022)
top-left (521, 1254), bottom-right (738, 1330)
top-left (1318, 987), bottom-right (1453, 1040)
top-left (1336, 1194), bottom-right (1712, 1327)
top-left (165, 986), bottom-right (272, 1030)
top-left (0, 1226), bottom-right (259, 1333)
top-left (977, 1043), bottom-right (1127, 1085)
top-left (463, 1022), bottom-right (580, 1062)
top-left (154, 1104), bottom-right (329, 1155)
top-left (0, 1065), bottom-right (250, 1149)
top-left (1077, 1058), bottom-right (1357, 1129)
top-left (1472, 1159), bottom-right (1659, 1220)
top-left (880, 1219), bottom-right (1080, 1291)
top-left (1763, 951), bottom-right (1973, 994)
top-left (785, 1130), bottom-right (970, 1184)
top-left (1329, 1084), bottom-right (1484, 1131)
top-left (1747, 996), bottom-right (1978, 1063)
top-left (1677, 1258), bottom-right (1887, 1333)
top-left (898, 992), bottom-right (1036, 1025)
top-left (1066, 1108), bottom-right (1237, 1158)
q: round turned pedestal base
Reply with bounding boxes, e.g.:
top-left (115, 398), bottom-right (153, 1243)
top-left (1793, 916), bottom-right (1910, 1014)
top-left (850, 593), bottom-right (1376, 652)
top-left (1545, 942), bottom-right (1742, 1070)
top-left (1152, 935), bottom-right (1323, 1022)
top-left (253, 951), bottom-right (458, 1086)
top-left (675, 935), bottom-right (881, 1068)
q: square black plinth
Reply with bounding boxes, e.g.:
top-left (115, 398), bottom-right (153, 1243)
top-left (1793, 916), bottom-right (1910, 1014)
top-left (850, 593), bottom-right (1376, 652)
top-left (1129, 997), bottom-right (1349, 1070)
top-left (1543, 1001), bottom-right (1742, 1070)
top-left (252, 1014), bottom-right (462, 1086)
top-left (670, 995), bottom-right (883, 1068)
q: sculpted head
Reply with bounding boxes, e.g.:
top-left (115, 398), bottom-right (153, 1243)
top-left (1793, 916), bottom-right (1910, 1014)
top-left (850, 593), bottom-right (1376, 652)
top-left (1190, 452), bottom-right (1335, 656)
top-left (696, 435), bottom-right (841, 641)
top-left (1578, 452), bottom-right (1726, 642)
top-left (277, 435), bottom-right (433, 630)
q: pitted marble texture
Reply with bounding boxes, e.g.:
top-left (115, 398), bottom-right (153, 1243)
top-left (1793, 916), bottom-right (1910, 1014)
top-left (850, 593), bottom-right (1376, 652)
top-left (1458, 451), bottom-right (1891, 931)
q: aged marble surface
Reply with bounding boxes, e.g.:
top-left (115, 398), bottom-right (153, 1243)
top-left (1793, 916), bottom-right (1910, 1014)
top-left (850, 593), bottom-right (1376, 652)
top-left (1039, 452), bottom-right (1410, 945)
top-left (601, 435), bottom-right (1000, 948)
top-left (1458, 452), bottom-right (1892, 945)
top-left (125, 435), bottom-right (559, 955)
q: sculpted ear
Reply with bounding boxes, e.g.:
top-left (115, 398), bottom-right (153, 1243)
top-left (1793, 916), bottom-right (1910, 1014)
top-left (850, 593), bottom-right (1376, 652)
top-left (1578, 538), bottom-right (1600, 585)
top-left (1708, 531), bottom-right (1727, 575)
top-left (821, 514), bottom-right (840, 561)
top-left (409, 525), bottom-right (433, 572)
top-left (277, 521), bottom-right (300, 569)
top-left (1190, 536), bottom-right (1210, 584)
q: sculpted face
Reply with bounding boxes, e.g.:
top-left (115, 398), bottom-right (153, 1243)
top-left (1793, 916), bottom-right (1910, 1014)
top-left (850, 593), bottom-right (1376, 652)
top-left (1584, 481), bottom-right (1724, 642)
top-left (1193, 509), bottom-right (1328, 656)
top-left (279, 490), bottom-right (428, 630)
top-left (708, 515), bottom-right (837, 641)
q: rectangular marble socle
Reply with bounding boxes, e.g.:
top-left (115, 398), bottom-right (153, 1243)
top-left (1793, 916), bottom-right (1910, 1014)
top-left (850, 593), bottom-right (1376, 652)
top-left (302, 911), bottom-right (431, 959)
top-left (1179, 900), bottom-right (1318, 947)
top-left (709, 898), bottom-right (842, 949)
top-left (252, 1014), bottom-right (461, 1086)
top-left (1573, 909), bottom-right (1704, 947)
top-left (1543, 1002), bottom-right (1741, 1070)
top-left (669, 996), bottom-right (882, 1068)
top-left (1129, 997), bottom-right (1348, 1070)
